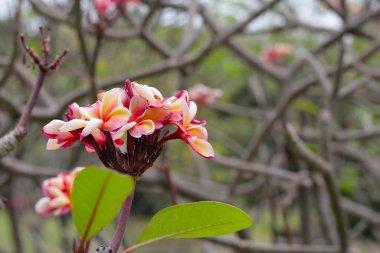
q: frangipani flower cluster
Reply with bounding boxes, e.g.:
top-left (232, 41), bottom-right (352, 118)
top-left (35, 167), bottom-right (83, 216)
top-left (43, 80), bottom-right (214, 176)
top-left (188, 84), bottom-right (223, 105)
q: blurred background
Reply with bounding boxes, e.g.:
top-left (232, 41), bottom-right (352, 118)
top-left (1, 0), bottom-right (380, 252)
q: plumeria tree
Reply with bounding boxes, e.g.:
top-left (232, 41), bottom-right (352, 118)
top-left (2, 0), bottom-right (380, 253)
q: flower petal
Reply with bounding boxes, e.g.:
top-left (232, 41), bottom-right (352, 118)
top-left (91, 128), bottom-right (106, 145)
top-left (59, 119), bottom-right (88, 132)
top-left (100, 88), bottom-right (123, 119)
top-left (182, 101), bottom-right (197, 127)
top-left (129, 120), bottom-right (155, 138)
top-left (166, 97), bottom-right (185, 113)
top-left (130, 95), bottom-right (149, 120)
top-left (151, 87), bottom-right (163, 101)
top-left (189, 139), bottom-right (215, 158)
top-left (46, 139), bottom-right (65, 150)
top-left (188, 101), bottom-right (197, 124)
top-left (187, 126), bottom-right (208, 140)
top-left (103, 107), bottom-right (131, 131)
top-left (35, 197), bottom-right (52, 216)
top-left (117, 122), bottom-right (137, 133)
top-left (140, 107), bottom-right (171, 122)
top-left (174, 90), bottom-right (190, 102)
top-left (66, 103), bottom-right (81, 120)
top-left (49, 196), bottom-right (70, 208)
top-left (132, 82), bottom-right (156, 104)
top-left (43, 120), bottom-right (65, 138)
top-left (79, 103), bottom-right (100, 120)
top-left (53, 206), bottom-right (71, 216)
top-left (48, 177), bottom-right (65, 189)
top-left (46, 186), bottom-right (66, 198)
top-left (81, 118), bottom-right (103, 137)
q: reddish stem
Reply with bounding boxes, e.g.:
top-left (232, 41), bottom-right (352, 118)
top-left (110, 180), bottom-right (136, 252)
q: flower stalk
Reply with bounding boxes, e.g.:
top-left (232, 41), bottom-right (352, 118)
top-left (110, 179), bottom-right (136, 252)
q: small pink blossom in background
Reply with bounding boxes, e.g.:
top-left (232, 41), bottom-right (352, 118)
top-left (188, 84), bottom-right (223, 105)
top-left (35, 167), bottom-right (83, 216)
top-left (329, 0), bottom-right (360, 13)
top-left (93, 0), bottom-right (113, 16)
top-left (93, 0), bottom-right (140, 17)
top-left (260, 44), bottom-right (293, 64)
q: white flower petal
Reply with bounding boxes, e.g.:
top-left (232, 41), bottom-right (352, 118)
top-left (81, 118), bottom-right (103, 137)
top-left (134, 83), bottom-right (156, 104)
top-left (79, 107), bottom-right (92, 119)
top-left (188, 101), bottom-right (197, 122)
top-left (35, 197), bottom-right (51, 215)
top-left (59, 119), bottom-right (88, 132)
top-left (117, 122), bottom-right (137, 133)
top-left (151, 87), bottom-right (163, 101)
top-left (49, 197), bottom-right (70, 208)
top-left (43, 120), bottom-right (65, 135)
top-left (46, 139), bottom-right (64, 150)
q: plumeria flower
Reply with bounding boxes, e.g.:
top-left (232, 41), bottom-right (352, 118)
top-left (35, 167), bottom-right (83, 216)
top-left (42, 120), bottom-right (80, 150)
top-left (188, 84), bottom-right (223, 105)
top-left (165, 99), bottom-right (214, 158)
top-left (93, 0), bottom-right (113, 17)
top-left (42, 80), bottom-right (215, 177)
top-left (119, 95), bottom-right (168, 138)
top-left (260, 44), bottom-right (293, 64)
top-left (60, 88), bottom-right (131, 139)
top-left (126, 80), bottom-right (164, 106)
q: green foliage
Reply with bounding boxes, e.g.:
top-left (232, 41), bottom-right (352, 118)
top-left (132, 201), bottom-right (252, 251)
top-left (71, 166), bottom-right (134, 240)
top-left (354, 105), bottom-right (373, 123)
top-left (292, 98), bottom-right (320, 115)
top-left (339, 166), bottom-right (359, 196)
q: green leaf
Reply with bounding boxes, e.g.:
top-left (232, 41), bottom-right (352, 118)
top-left (72, 166), bottom-right (134, 240)
top-left (131, 201), bottom-right (252, 251)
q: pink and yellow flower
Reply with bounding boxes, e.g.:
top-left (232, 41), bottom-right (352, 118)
top-left (42, 80), bottom-right (215, 176)
top-left (188, 84), bottom-right (223, 105)
top-left (35, 167), bottom-right (83, 216)
top-left (163, 95), bottom-right (214, 158)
